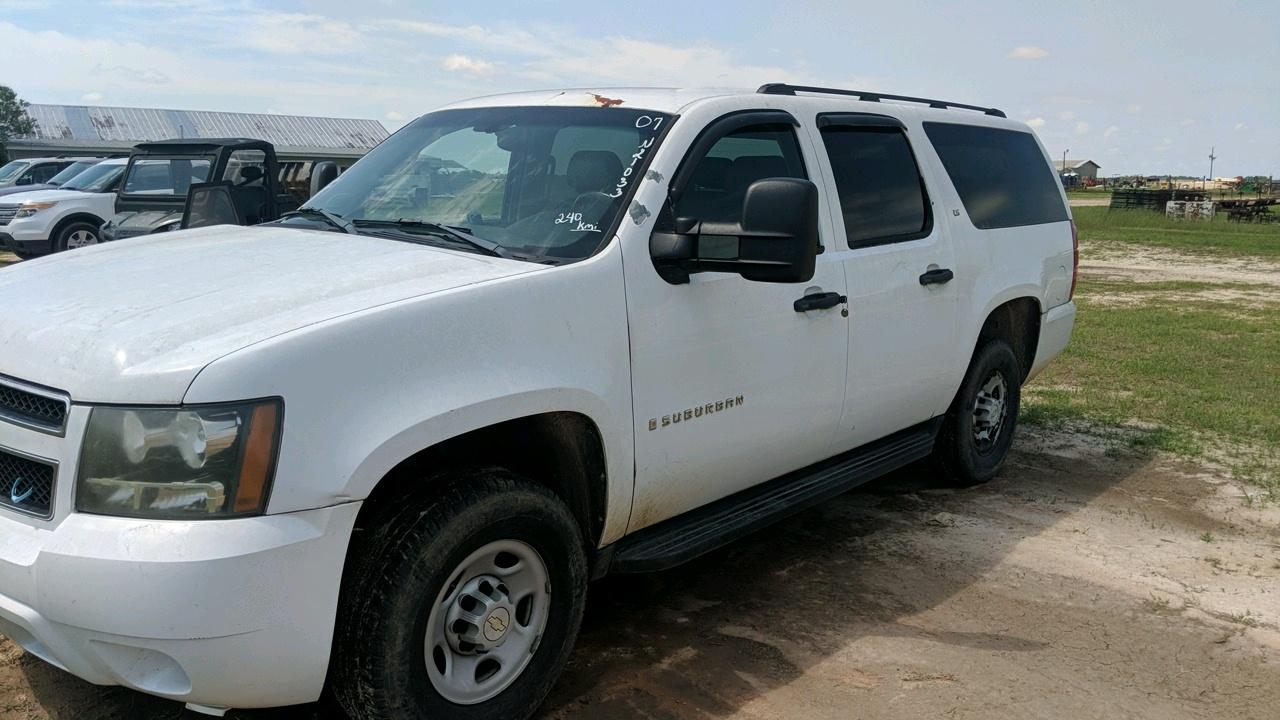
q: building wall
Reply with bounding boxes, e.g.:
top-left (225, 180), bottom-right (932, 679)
top-left (1074, 163), bottom-right (1099, 182)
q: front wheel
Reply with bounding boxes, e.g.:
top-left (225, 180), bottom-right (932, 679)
top-left (53, 220), bottom-right (101, 252)
top-left (332, 469), bottom-right (588, 720)
top-left (933, 340), bottom-right (1022, 486)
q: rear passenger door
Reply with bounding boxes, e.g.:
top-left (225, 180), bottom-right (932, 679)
top-left (811, 113), bottom-right (962, 451)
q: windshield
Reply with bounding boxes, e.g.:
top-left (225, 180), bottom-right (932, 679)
top-left (0, 161), bottom-right (30, 183)
top-left (63, 162), bottom-right (126, 192)
top-left (123, 157), bottom-right (214, 196)
top-left (298, 106), bottom-right (672, 262)
top-left (48, 161), bottom-right (98, 186)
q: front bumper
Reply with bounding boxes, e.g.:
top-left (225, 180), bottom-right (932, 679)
top-left (0, 231), bottom-right (51, 256)
top-left (1027, 300), bottom-right (1076, 381)
top-left (0, 410), bottom-right (359, 709)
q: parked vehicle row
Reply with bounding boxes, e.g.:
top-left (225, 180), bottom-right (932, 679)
top-left (0, 156), bottom-right (101, 190)
top-left (1, 142), bottom-right (331, 257)
top-left (0, 85), bottom-right (1076, 718)
top-left (0, 157), bottom-right (110, 198)
top-left (0, 158), bottom-right (127, 257)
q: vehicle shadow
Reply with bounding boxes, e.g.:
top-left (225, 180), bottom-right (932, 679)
top-left (12, 430), bottom-right (1144, 719)
top-left (535, 433), bottom-right (1146, 719)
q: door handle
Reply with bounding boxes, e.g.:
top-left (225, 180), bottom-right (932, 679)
top-left (919, 268), bottom-right (954, 286)
top-left (794, 291), bottom-right (846, 312)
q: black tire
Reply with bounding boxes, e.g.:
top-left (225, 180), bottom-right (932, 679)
top-left (53, 220), bottom-right (101, 253)
top-left (332, 469), bottom-right (588, 720)
top-left (12, 250), bottom-right (37, 260)
top-left (933, 340), bottom-right (1022, 486)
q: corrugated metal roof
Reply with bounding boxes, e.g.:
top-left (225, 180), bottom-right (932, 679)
top-left (20, 104), bottom-right (389, 151)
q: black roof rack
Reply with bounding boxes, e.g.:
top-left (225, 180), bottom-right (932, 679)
top-left (757, 83), bottom-right (1007, 118)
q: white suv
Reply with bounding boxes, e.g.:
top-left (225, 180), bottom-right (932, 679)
top-left (0, 85), bottom-right (1076, 718)
top-left (0, 157), bottom-right (127, 257)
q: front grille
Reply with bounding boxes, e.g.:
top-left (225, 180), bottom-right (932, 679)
top-left (0, 448), bottom-right (56, 518)
top-left (0, 206), bottom-right (16, 227)
top-left (0, 376), bottom-right (70, 434)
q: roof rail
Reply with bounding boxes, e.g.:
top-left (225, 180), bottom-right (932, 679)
top-left (757, 83), bottom-right (1007, 118)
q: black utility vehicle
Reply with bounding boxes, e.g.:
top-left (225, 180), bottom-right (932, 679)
top-left (101, 138), bottom-right (312, 241)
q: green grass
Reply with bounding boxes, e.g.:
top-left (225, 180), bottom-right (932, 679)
top-left (1024, 275), bottom-right (1280, 500)
top-left (1065, 189), bottom-right (1111, 200)
top-left (1074, 206), bottom-right (1280, 259)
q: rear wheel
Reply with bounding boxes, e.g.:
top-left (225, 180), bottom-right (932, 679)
top-left (332, 469), bottom-right (588, 720)
top-left (933, 340), bottom-right (1022, 486)
top-left (53, 220), bottom-right (101, 252)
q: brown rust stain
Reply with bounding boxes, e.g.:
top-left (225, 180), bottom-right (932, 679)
top-left (590, 93), bottom-right (625, 108)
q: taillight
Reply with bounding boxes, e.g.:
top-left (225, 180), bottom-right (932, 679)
top-left (1069, 219), bottom-right (1079, 300)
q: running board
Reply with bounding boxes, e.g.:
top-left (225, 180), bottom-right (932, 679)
top-left (608, 418), bottom-right (941, 574)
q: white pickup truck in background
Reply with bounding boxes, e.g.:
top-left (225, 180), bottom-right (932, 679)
top-left (0, 84), bottom-right (1075, 719)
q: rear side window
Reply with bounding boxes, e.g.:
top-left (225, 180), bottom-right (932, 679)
top-left (923, 122), bottom-right (1068, 229)
top-left (30, 163), bottom-right (66, 184)
top-left (821, 126), bottom-right (930, 247)
top-left (124, 158), bottom-right (213, 196)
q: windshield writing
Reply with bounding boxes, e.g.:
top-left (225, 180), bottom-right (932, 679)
top-left (301, 106), bottom-right (672, 262)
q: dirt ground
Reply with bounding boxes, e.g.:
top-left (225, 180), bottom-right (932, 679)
top-left (0, 426), bottom-right (1276, 720)
top-left (1068, 197), bottom-right (1111, 207)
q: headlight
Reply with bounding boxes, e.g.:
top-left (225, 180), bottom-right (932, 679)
top-left (76, 400), bottom-right (282, 519)
top-left (15, 201), bottom-right (57, 218)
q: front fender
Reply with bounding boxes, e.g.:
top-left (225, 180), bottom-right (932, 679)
top-left (184, 245), bottom-right (636, 544)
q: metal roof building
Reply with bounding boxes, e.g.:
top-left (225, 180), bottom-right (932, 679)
top-left (6, 103), bottom-right (389, 162)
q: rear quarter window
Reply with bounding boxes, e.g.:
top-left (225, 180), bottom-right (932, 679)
top-left (923, 122), bottom-right (1068, 229)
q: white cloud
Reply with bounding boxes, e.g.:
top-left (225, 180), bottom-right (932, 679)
top-left (92, 63), bottom-right (172, 85)
top-left (231, 12), bottom-right (364, 56)
top-left (1125, 103), bottom-right (1142, 114)
top-left (442, 54), bottom-right (496, 76)
top-left (1075, 121), bottom-right (1091, 135)
top-left (1103, 125), bottom-right (1119, 138)
top-left (1234, 122), bottom-right (1247, 131)
top-left (1008, 46), bottom-right (1049, 60)
top-left (533, 37), bottom-right (802, 87)
top-left (0, 20), bottom-right (408, 118)
top-left (385, 110), bottom-right (404, 121)
top-left (1026, 117), bottom-right (1046, 129)
top-left (81, 91), bottom-right (104, 103)
top-left (1058, 110), bottom-right (1076, 121)
top-left (1180, 118), bottom-right (1195, 126)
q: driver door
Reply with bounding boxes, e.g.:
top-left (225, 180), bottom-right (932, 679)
top-left (623, 111), bottom-right (849, 532)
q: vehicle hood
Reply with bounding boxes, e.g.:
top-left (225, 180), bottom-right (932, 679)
top-left (0, 225), bottom-right (540, 403)
top-left (0, 183), bottom-right (55, 198)
top-left (109, 210), bottom-right (182, 237)
top-left (0, 188), bottom-right (95, 205)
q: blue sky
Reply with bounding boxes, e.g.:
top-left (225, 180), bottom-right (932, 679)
top-left (1, 0), bottom-right (1276, 176)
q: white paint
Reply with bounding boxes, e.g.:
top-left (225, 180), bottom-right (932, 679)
top-left (0, 86), bottom-right (1075, 710)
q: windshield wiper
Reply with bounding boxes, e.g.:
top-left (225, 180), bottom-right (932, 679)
top-left (283, 207), bottom-right (356, 234)
top-left (351, 218), bottom-right (514, 259)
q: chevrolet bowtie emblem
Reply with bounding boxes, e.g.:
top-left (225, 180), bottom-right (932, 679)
top-left (10, 477), bottom-right (34, 505)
